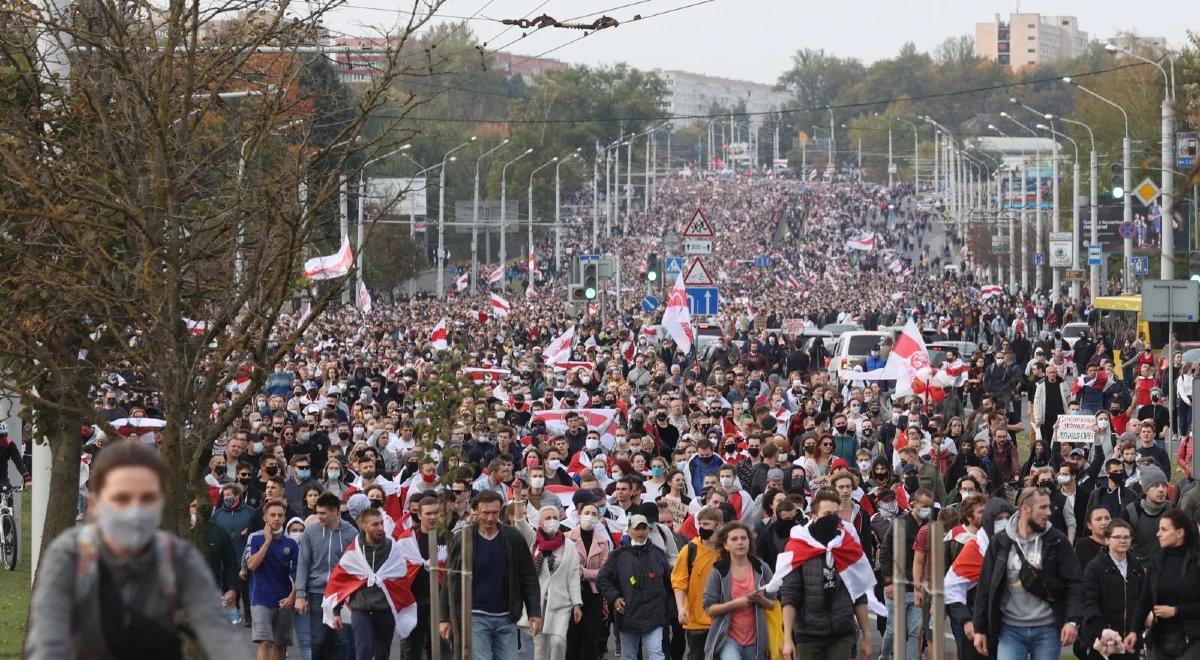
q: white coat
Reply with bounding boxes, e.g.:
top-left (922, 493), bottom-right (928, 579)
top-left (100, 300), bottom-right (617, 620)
top-left (519, 542), bottom-right (582, 638)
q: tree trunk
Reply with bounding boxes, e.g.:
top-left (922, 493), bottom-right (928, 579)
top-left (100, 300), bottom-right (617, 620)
top-left (36, 402), bottom-right (82, 560)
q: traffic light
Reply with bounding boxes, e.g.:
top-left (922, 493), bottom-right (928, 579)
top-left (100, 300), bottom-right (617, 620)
top-left (583, 263), bottom-right (598, 300)
top-left (646, 253), bottom-right (660, 283)
top-left (570, 285), bottom-right (587, 302)
top-left (1110, 163), bottom-right (1124, 199)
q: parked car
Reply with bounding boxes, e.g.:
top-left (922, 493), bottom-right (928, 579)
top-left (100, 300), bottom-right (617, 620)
top-left (827, 331), bottom-right (891, 384)
top-left (1060, 322), bottom-right (1091, 349)
top-left (821, 322), bottom-right (864, 338)
top-left (927, 341), bottom-right (980, 367)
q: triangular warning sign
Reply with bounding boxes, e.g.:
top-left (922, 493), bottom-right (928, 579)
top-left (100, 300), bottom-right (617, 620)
top-left (681, 208), bottom-right (715, 238)
top-left (682, 257), bottom-right (715, 286)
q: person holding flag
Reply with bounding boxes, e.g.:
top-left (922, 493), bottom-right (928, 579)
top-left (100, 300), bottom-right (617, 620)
top-left (776, 488), bottom-right (873, 660)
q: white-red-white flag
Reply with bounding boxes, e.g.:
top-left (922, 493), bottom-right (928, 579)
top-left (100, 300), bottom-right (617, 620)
top-left (462, 367), bottom-right (511, 382)
top-left (429, 320), bottom-right (448, 351)
top-left (543, 326), bottom-right (576, 365)
top-left (661, 271), bottom-right (694, 354)
top-left (183, 318), bottom-right (210, 336)
top-left (882, 319), bottom-right (930, 398)
top-left (304, 238), bottom-right (353, 280)
top-left (979, 284), bottom-right (1003, 299)
top-left (490, 293), bottom-right (511, 318)
top-left (774, 274), bottom-right (785, 288)
top-left (455, 272), bottom-right (469, 292)
top-left (487, 265), bottom-right (504, 285)
top-left (765, 518), bottom-right (880, 612)
top-left (357, 282), bottom-right (372, 313)
top-left (531, 408), bottom-right (620, 447)
top-left (525, 280), bottom-right (535, 301)
top-left (322, 536), bottom-right (423, 637)
top-left (527, 252), bottom-right (540, 279)
top-left (845, 232), bottom-right (876, 252)
top-left (745, 302), bottom-right (756, 322)
top-left (786, 275), bottom-right (800, 289)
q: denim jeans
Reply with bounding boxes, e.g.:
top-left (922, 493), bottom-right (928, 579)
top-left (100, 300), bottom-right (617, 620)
top-left (718, 639), bottom-right (757, 660)
top-left (996, 624), bottom-right (1061, 660)
top-left (472, 613), bottom-right (519, 660)
top-left (879, 592), bottom-right (920, 660)
top-left (619, 627), bottom-right (665, 660)
top-left (295, 592), bottom-right (353, 660)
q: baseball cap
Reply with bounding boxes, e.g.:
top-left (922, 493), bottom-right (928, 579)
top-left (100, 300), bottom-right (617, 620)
top-left (627, 514), bottom-right (650, 529)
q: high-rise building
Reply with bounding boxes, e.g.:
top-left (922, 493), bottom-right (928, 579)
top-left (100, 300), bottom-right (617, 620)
top-left (975, 12), bottom-right (1089, 68)
top-left (654, 70), bottom-right (790, 128)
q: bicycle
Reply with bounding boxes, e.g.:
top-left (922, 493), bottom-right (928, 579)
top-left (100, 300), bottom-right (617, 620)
top-left (0, 485), bottom-right (18, 570)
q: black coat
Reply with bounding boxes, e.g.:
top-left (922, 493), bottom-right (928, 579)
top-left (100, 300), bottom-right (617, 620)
top-left (973, 524), bottom-right (1082, 647)
top-left (596, 541), bottom-right (675, 633)
top-left (441, 524), bottom-right (540, 629)
top-left (1079, 551), bottom-right (1147, 647)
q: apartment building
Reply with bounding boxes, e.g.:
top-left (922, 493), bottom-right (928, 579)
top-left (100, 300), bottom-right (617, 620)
top-left (975, 12), bottom-right (1089, 68)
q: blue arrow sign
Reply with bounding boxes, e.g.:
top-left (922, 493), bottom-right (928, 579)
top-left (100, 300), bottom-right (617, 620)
top-left (753, 256), bottom-right (772, 268)
top-left (641, 295), bottom-right (660, 313)
top-left (664, 256), bottom-right (685, 279)
top-left (685, 287), bottom-right (719, 315)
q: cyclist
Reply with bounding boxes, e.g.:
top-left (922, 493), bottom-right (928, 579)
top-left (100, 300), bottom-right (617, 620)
top-left (0, 422), bottom-right (30, 489)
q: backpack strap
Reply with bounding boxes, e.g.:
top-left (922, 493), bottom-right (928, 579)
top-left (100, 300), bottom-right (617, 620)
top-left (685, 541), bottom-right (697, 580)
top-left (74, 524), bottom-right (101, 603)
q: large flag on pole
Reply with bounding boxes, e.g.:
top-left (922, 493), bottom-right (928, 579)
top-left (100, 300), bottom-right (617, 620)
top-left (543, 326), bottom-right (576, 365)
top-left (490, 293), bottom-right (511, 318)
top-left (661, 271), bottom-right (694, 354)
top-left (844, 232), bottom-right (876, 252)
top-left (357, 282), bottom-right (372, 313)
top-left (455, 272), bottom-right (469, 292)
top-left (429, 320), bottom-right (448, 351)
top-left (487, 265), bottom-right (504, 285)
top-left (881, 319), bottom-right (930, 398)
top-left (304, 238), bottom-right (353, 280)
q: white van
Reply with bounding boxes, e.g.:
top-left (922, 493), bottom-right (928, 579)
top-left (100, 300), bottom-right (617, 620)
top-left (827, 331), bottom-right (891, 384)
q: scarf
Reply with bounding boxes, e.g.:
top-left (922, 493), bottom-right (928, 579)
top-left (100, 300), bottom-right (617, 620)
top-left (533, 530), bottom-right (565, 574)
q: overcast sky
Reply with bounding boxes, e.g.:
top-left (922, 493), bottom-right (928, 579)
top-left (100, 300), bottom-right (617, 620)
top-left (324, 0), bottom-right (1191, 85)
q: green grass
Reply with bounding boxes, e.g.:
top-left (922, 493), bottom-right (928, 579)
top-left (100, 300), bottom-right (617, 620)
top-left (0, 494), bottom-right (31, 658)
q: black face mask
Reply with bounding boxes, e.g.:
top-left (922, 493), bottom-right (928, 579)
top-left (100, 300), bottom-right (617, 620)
top-left (213, 465), bottom-right (227, 476)
top-left (746, 447), bottom-right (760, 458)
top-left (862, 429), bottom-right (874, 437)
top-left (697, 527), bottom-right (714, 541)
top-left (873, 472), bottom-right (888, 482)
top-left (264, 466), bottom-right (279, 477)
top-left (369, 499), bottom-right (384, 509)
top-left (1110, 471), bottom-right (1127, 484)
top-left (810, 514), bottom-right (841, 545)
top-left (238, 477), bottom-right (253, 486)
top-left (774, 517), bottom-right (796, 536)
top-left (724, 443), bottom-right (737, 453)
top-left (904, 476), bottom-right (919, 492)
top-left (835, 425), bottom-right (848, 434)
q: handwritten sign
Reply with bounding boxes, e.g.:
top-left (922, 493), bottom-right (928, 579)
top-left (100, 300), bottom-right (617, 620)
top-left (781, 318), bottom-right (806, 336)
top-left (1057, 414), bottom-right (1098, 444)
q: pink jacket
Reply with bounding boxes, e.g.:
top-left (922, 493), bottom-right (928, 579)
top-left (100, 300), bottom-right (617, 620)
top-left (567, 523), bottom-right (612, 593)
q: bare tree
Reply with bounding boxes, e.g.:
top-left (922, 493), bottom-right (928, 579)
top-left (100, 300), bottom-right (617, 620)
top-left (0, 0), bottom-right (448, 553)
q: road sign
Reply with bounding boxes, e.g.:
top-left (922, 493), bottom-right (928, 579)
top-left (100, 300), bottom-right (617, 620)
top-left (1064, 269), bottom-right (1086, 282)
top-left (685, 287), bottom-right (719, 315)
top-left (681, 208), bottom-right (716, 238)
top-left (991, 235), bottom-right (1010, 253)
top-left (664, 256), bottom-right (685, 279)
top-left (1087, 244), bottom-right (1103, 267)
top-left (1130, 255), bottom-right (1150, 276)
top-left (683, 239), bottom-right (713, 255)
top-left (579, 254), bottom-right (601, 262)
top-left (1119, 222), bottom-right (1137, 240)
top-left (1048, 232), bottom-right (1072, 268)
top-left (641, 295), bottom-right (659, 313)
top-left (681, 257), bottom-right (716, 286)
top-left (1134, 178), bottom-right (1160, 206)
top-left (754, 256), bottom-right (772, 268)
top-left (1033, 252), bottom-right (1045, 266)
top-left (1179, 132), bottom-right (1198, 170)
top-left (1142, 280), bottom-right (1200, 322)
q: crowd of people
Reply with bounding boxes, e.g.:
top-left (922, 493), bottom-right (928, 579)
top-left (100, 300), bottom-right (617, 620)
top-left (22, 169), bottom-right (1200, 660)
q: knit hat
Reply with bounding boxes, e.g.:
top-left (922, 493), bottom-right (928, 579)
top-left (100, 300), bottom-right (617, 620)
top-left (1140, 465), bottom-right (1168, 491)
top-left (767, 468), bottom-right (785, 482)
top-left (346, 493), bottom-right (371, 520)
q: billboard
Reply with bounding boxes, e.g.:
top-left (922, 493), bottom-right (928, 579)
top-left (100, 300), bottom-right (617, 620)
top-left (365, 177), bottom-right (427, 216)
top-left (1086, 198), bottom-right (1192, 251)
top-left (451, 200), bottom-right (521, 234)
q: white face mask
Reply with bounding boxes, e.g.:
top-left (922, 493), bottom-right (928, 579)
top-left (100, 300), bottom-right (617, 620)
top-left (585, 438), bottom-right (600, 451)
top-left (579, 514), bottom-right (597, 531)
top-left (547, 459), bottom-right (562, 471)
top-left (720, 476), bottom-right (734, 488)
top-left (541, 518), bottom-right (560, 534)
top-left (857, 461), bottom-right (873, 473)
top-left (630, 537), bottom-right (648, 546)
top-left (1056, 474), bottom-right (1071, 484)
top-left (288, 532), bottom-right (304, 542)
top-left (529, 477), bottom-right (545, 489)
top-left (1098, 419), bottom-right (1110, 430)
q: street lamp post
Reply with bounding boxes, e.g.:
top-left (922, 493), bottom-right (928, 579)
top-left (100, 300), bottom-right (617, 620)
top-left (1015, 98), bottom-right (1067, 297)
top-left (828, 108), bottom-right (835, 173)
top-left (473, 139), bottom-right (510, 292)
top-left (990, 123), bottom-right (1025, 290)
top-left (357, 143), bottom-right (412, 300)
top-left (500, 148), bottom-right (533, 282)
top-left (528, 156), bottom-right (559, 275)
top-left (1108, 43), bottom-right (1176, 279)
top-left (556, 150), bottom-right (581, 271)
top-left (401, 153), bottom-right (447, 298)
top-left (897, 118), bottom-right (919, 190)
top-left (1039, 122), bottom-right (1081, 300)
top-left (1002, 111), bottom-right (1043, 292)
top-left (437, 137), bottom-right (477, 299)
top-left (1065, 76), bottom-right (1132, 293)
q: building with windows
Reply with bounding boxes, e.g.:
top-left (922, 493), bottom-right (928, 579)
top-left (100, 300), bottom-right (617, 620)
top-left (654, 70), bottom-right (790, 128)
top-left (975, 12), bottom-right (1089, 68)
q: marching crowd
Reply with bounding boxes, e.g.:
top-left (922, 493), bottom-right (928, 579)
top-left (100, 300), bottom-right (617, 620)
top-left (24, 170), bottom-right (1200, 660)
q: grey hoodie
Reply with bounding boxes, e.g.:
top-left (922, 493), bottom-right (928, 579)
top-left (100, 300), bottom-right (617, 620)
top-left (296, 517), bottom-right (357, 594)
top-left (999, 512), bottom-right (1055, 627)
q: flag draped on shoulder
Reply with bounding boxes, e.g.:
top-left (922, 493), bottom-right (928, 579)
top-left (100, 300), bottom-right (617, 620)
top-left (322, 536), bottom-right (424, 637)
top-left (765, 517), bottom-right (883, 615)
top-left (304, 238), bottom-right (353, 280)
top-left (945, 528), bottom-right (989, 605)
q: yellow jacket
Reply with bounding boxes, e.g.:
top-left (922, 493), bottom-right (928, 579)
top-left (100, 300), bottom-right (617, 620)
top-left (670, 538), bottom-right (719, 631)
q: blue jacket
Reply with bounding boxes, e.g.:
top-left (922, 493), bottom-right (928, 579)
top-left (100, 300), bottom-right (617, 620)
top-left (211, 502), bottom-right (255, 558)
top-left (865, 355), bottom-right (887, 371)
top-left (688, 454), bottom-right (723, 497)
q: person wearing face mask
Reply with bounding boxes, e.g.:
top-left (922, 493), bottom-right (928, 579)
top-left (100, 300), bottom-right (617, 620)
top-left (28, 442), bottom-right (249, 659)
top-left (567, 431), bottom-right (608, 475)
top-left (1087, 459), bottom-right (1138, 521)
top-left (520, 506), bottom-right (583, 660)
top-left (293, 492), bottom-right (356, 660)
top-left (880, 489), bottom-right (933, 660)
top-left (598, 514), bottom-right (676, 660)
top-left (671, 506), bottom-right (724, 659)
top-left (945, 498), bottom-right (1016, 660)
top-left (566, 502), bottom-right (613, 660)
